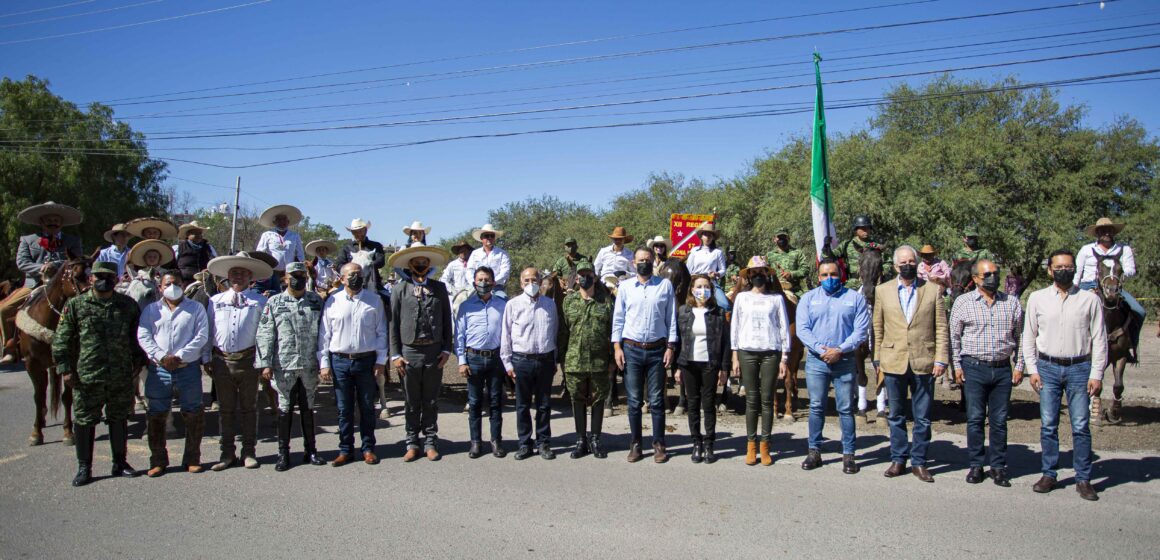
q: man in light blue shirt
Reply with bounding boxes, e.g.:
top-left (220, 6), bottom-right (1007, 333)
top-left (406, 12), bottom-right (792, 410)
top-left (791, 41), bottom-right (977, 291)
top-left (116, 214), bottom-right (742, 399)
top-left (797, 258), bottom-right (870, 475)
top-left (612, 248), bottom-right (678, 464)
top-left (97, 223), bottom-right (132, 279)
top-left (455, 266), bottom-right (508, 458)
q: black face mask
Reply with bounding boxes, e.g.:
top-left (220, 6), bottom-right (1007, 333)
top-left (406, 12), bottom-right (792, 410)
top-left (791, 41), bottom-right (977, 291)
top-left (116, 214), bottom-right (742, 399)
top-left (965, 238), bottom-right (979, 250)
top-left (635, 261), bottom-right (653, 277)
top-left (979, 272), bottom-right (1000, 292)
top-left (93, 276), bottom-right (116, 293)
top-left (776, 238), bottom-right (788, 248)
top-left (898, 264), bottom-right (918, 281)
top-left (1052, 268), bottom-right (1076, 287)
top-left (749, 274), bottom-right (768, 289)
top-left (346, 274), bottom-right (364, 291)
top-left (474, 281), bottom-right (493, 296)
top-left (577, 275), bottom-right (595, 290)
top-left (288, 276), bottom-right (308, 291)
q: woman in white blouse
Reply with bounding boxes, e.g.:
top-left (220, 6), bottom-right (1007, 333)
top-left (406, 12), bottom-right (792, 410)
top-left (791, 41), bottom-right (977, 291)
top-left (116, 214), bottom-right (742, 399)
top-left (675, 275), bottom-right (731, 464)
top-left (731, 256), bottom-right (791, 467)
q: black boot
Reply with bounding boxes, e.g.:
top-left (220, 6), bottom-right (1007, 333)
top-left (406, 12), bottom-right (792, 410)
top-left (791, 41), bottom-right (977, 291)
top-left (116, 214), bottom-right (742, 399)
top-left (589, 404), bottom-right (607, 458)
top-left (570, 402), bottom-right (588, 459)
top-left (108, 420), bottom-right (136, 478)
top-left (691, 437), bottom-right (704, 464)
top-left (301, 408), bottom-right (326, 466)
top-left (704, 439), bottom-right (717, 464)
top-left (275, 411), bottom-right (292, 472)
top-left (72, 423), bottom-right (95, 487)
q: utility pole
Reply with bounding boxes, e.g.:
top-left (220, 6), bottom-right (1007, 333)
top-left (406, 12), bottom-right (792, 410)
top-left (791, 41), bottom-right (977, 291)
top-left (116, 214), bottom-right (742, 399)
top-left (230, 176), bottom-right (241, 253)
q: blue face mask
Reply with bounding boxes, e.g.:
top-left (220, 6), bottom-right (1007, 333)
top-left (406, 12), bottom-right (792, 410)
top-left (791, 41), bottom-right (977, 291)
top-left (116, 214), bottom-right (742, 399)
top-left (821, 277), bottom-right (842, 294)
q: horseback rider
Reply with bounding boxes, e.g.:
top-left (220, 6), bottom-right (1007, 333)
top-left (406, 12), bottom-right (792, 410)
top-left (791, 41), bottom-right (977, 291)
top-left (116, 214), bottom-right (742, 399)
top-left (173, 221), bottom-right (218, 284)
top-left (1, 201), bottom-right (85, 365)
top-left (648, 236), bottom-right (669, 270)
top-left (549, 237), bottom-right (587, 292)
top-left (952, 227), bottom-right (996, 264)
top-left (255, 204), bottom-right (307, 288)
top-left (766, 228), bottom-right (809, 297)
top-left (441, 240), bottom-right (475, 296)
top-left (835, 215), bottom-right (889, 289)
top-left (1076, 217), bottom-right (1146, 362)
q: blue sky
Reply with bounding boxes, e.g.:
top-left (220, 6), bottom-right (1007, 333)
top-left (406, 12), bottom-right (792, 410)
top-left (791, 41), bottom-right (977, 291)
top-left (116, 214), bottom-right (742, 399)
top-left (2, 0), bottom-right (1156, 246)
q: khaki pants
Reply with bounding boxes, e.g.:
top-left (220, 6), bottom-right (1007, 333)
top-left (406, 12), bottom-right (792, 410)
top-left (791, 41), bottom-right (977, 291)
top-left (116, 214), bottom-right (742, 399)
top-left (211, 348), bottom-right (259, 459)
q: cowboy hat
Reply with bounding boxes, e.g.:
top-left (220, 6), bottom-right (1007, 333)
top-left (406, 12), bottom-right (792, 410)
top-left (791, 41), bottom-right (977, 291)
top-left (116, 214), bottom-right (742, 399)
top-left (103, 223), bottom-right (131, 243)
top-left (648, 235), bottom-right (668, 248)
top-left (696, 222), bottom-right (720, 238)
top-left (472, 223), bottom-right (504, 242)
top-left (247, 250), bottom-right (279, 270)
top-left (127, 239), bottom-right (175, 268)
top-left (607, 226), bottom-right (634, 243)
top-left (387, 242), bottom-right (451, 270)
top-left (739, 255), bottom-right (771, 279)
top-left (918, 244), bottom-right (939, 256)
top-left (258, 204), bottom-right (302, 229)
top-left (177, 220), bottom-right (211, 239)
top-left (207, 252), bottom-right (274, 279)
top-left (305, 239), bottom-right (338, 257)
top-left (124, 216), bottom-right (178, 240)
top-left (450, 240), bottom-right (474, 254)
top-left (1085, 217), bottom-right (1126, 237)
top-left (345, 218), bottom-right (371, 231)
top-left (403, 221), bottom-right (432, 237)
top-left (18, 201), bottom-right (83, 227)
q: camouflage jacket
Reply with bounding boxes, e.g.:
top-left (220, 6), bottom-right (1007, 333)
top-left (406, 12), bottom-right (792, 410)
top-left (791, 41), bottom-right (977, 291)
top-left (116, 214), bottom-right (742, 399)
top-left (255, 290), bottom-right (325, 371)
top-left (52, 290), bottom-right (144, 383)
top-left (723, 264), bottom-right (741, 293)
top-left (766, 246), bottom-right (809, 294)
top-left (550, 253), bottom-right (589, 280)
top-left (837, 237), bottom-right (892, 288)
top-left (559, 289), bottom-right (614, 373)
top-left (951, 247), bottom-right (996, 264)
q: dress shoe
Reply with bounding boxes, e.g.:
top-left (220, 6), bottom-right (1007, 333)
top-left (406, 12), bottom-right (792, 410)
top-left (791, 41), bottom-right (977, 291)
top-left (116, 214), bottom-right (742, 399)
top-left (274, 451), bottom-right (291, 472)
top-left (211, 456), bottom-right (237, 472)
top-left (491, 440), bottom-right (507, 459)
top-left (111, 462), bottom-right (137, 478)
top-left (801, 449), bottom-right (822, 471)
top-left (468, 441), bottom-right (483, 459)
top-left (1076, 481), bottom-right (1099, 501)
top-left (912, 466), bottom-right (934, 483)
top-left (690, 441), bottom-right (703, 464)
top-left (243, 456), bottom-right (260, 469)
top-left (570, 438), bottom-right (588, 459)
top-left (331, 453), bottom-right (353, 467)
top-left (364, 451), bottom-right (379, 465)
top-left (703, 441), bottom-right (717, 464)
top-left (402, 448), bottom-right (421, 462)
top-left (186, 464), bottom-right (205, 474)
top-left (966, 466), bottom-right (986, 484)
top-left (842, 454), bottom-right (859, 474)
top-left (626, 441), bottom-right (644, 463)
top-left (426, 448), bottom-right (441, 461)
top-left (539, 444), bottom-right (556, 460)
top-left (72, 464), bottom-right (93, 487)
top-left (589, 435), bottom-right (607, 459)
top-left (146, 466), bottom-right (166, 478)
top-left (883, 462), bottom-right (906, 478)
top-left (0, 353), bottom-right (16, 365)
top-left (514, 446), bottom-right (534, 460)
top-left (652, 442), bottom-right (668, 464)
top-left (303, 452), bottom-right (327, 466)
top-left (988, 468), bottom-right (1011, 487)
top-left (1032, 475), bottom-right (1057, 494)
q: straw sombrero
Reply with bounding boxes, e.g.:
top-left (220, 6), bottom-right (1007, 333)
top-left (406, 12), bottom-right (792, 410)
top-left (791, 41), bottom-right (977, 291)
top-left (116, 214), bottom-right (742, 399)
top-left (258, 204), bottom-right (303, 229)
top-left (127, 240), bottom-right (175, 268)
top-left (388, 242), bottom-right (451, 270)
top-left (305, 239), bottom-right (338, 257)
top-left (472, 223), bottom-right (504, 242)
top-left (739, 255), bottom-right (771, 279)
top-left (918, 244), bottom-right (939, 256)
top-left (18, 201), bottom-right (83, 227)
top-left (207, 252), bottom-right (274, 279)
top-left (103, 223), bottom-right (131, 243)
top-left (607, 226), bottom-right (634, 243)
top-left (1085, 217), bottom-right (1126, 237)
top-left (124, 217), bottom-right (178, 240)
top-left (177, 221), bottom-right (211, 239)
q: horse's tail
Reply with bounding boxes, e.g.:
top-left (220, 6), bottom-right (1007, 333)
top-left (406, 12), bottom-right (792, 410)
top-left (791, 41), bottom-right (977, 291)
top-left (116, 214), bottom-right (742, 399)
top-left (49, 365), bottom-right (62, 420)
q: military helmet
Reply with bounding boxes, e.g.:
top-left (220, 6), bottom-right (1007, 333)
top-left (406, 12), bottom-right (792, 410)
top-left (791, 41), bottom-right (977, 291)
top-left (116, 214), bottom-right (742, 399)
top-left (851, 215), bottom-right (872, 231)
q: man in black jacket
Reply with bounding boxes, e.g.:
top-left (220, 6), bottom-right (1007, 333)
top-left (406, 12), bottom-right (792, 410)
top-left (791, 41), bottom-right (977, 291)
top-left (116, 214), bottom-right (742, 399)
top-left (334, 218), bottom-right (387, 294)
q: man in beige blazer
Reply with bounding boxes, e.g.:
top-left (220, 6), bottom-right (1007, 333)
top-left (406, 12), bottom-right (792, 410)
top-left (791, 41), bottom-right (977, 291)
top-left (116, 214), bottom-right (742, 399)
top-left (873, 245), bottom-right (949, 483)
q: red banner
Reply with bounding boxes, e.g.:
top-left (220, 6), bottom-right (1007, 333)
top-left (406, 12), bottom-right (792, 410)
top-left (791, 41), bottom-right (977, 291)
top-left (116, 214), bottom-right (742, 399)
top-left (669, 213), bottom-right (714, 259)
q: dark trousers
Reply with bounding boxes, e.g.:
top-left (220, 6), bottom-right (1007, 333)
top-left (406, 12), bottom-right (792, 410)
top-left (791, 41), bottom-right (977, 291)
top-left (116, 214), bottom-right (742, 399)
top-left (465, 352), bottom-right (505, 443)
top-left (211, 350), bottom-right (260, 459)
top-left (624, 343), bottom-right (666, 445)
top-left (962, 357), bottom-right (1012, 469)
top-left (512, 353), bottom-right (554, 449)
top-left (739, 349), bottom-right (780, 442)
top-left (883, 369), bottom-right (935, 467)
top-left (402, 344), bottom-right (444, 450)
top-left (332, 355), bottom-right (377, 455)
top-left (680, 361), bottom-right (718, 441)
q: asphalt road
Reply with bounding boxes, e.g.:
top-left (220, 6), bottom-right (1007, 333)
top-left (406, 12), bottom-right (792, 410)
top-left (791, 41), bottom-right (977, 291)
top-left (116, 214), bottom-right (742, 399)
top-left (0, 364), bottom-right (1157, 559)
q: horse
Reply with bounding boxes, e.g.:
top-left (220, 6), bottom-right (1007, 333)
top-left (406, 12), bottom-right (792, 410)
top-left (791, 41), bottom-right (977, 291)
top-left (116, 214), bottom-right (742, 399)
top-left (17, 258), bottom-right (90, 446)
top-left (946, 260), bottom-right (975, 410)
top-left (854, 247), bottom-right (884, 421)
top-left (1091, 256), bottom-right (1134, 425)
top-left (773, 280), bottom-right (805, 420)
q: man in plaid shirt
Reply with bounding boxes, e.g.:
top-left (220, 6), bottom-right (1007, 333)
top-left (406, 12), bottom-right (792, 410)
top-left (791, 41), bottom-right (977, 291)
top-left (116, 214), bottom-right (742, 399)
top-left (950, 259), bottom-right (1025, 488)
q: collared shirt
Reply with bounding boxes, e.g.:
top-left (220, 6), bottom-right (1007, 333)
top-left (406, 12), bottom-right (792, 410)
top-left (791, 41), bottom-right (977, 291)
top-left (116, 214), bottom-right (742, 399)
top-left (897, 281), bottom-right (919, 324)
top-left (137, 297), bottom-right (210, 366)
top-left (97, 245), bottom-right (129, 278)
top-left (1076, 242), bottom-right (1136, 284)
top-left (1022, 285), bottom-right (1108, 380)
top-left (440, 257), bottom-right (472, 294)
top-left (317, 288), bottom-right (388, 368)
top-left (950, 288), bottom-right (1025, 372)
top-left (255, 229), bottom-right (305, 271)
top-left (314, 257), bottom-right (338, 291)
top-left (455, 293), bottom-right (506, 362)
top-left (205, 288), bottom-right (268, 358)
top-left (730, 290), bottom-right (791, 355)
top-left (611, 275), bottom-right (678, 344)
top-left (795, 286), bottom-right (870, 356)
top-left (593, 244), bottom-right (633, 279)
top-left (500, 293), bottom-right (558, 371)
top-left (685, 245), bottom-right (726, 277)
top-left (466, 246), bottom-right (512, 286)
top-left (918, 259), bottom-right (951, 283)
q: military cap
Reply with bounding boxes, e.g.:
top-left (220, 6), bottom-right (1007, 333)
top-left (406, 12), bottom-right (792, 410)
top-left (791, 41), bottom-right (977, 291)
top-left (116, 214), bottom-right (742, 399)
top-left (564, 237), bottom-right (577, 245)
top-left (285, 262), bottom-right (308, 274)
top-left (575, 260), bottom-right (594, 272)
top-left (963, 227), bottom-right (979, 237)
top-left (91, 262), bottom-right (118, 275)
top-left (775, 228), bottom-right (790, 237)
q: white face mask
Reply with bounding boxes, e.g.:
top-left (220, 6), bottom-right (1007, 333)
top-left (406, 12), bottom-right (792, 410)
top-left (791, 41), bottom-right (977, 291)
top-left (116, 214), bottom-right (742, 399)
top-left (162, 283), bottom-right (184, 301)
top-left (693, 287), bottom-right (710, 301)
top-left (523, 282), bottom-right (541, 297)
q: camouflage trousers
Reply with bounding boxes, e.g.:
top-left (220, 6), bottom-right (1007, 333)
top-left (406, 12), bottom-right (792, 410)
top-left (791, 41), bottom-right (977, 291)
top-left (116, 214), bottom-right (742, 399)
top-left (565, 370), bottom-right (610, 406)
top-left (73, 378), bottom-right (135, 425)
top-left (272, 368), bottom-right (320, 413)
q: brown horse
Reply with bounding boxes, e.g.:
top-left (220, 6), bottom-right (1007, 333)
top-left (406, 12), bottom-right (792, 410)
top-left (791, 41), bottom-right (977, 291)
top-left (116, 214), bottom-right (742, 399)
top-left (854, 247), bottom-right (884, 421)
top-left (18, 258), bottom-right (90, 446)
top-left (1091, 257), bottom-right (1133, 425)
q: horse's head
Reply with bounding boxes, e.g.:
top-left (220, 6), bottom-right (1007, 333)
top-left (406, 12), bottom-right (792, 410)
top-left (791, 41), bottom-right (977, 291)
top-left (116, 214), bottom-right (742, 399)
top-left (55, 258), bottom-right (91, 298)
top-left (659, 257), bottom-right (691, 304)
top-left (949, 261), bottom-right (975, 300)
top-left (857, 247), bottom-right (883, 303)
top-left (1098, 257), bottom-right (1123, 305)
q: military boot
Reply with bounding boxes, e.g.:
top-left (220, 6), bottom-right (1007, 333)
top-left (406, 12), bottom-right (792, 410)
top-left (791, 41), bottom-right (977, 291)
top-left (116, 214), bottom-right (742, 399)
top-left (570, 403), bottom-right (588, 459)
top-left (146, 413), bottom-right (169, 477)
top-left (275, 411), bottom-right (292, 472)
top-left (108, 420), bottom-right (137, 478)
top-left (181, 412), bottom-right (205, 473)
top-left (71, 423), bottom-right (95, 487)
top-left (301, 408), bottom-right (326, 466)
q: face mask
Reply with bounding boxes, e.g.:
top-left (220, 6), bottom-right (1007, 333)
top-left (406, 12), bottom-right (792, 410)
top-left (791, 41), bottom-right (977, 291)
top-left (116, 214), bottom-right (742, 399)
top-left (635, 261), bottom-right (653, 277)
top-left (162, 284), bottom-right (184, 301)
top-left (898, 264), bottom-right (917, 281)
top-left (288, 276), bottom-right (308, 291)
top-left (821, 277), bottom-right (843, 294)
top-left (523, 282), bottom-right (541, 297)
top-left (776, 238), bottom-right (788, 248)
top-left (346, 275), bottom-right (364, 291)
top-left (275, 227), bottom-right (287, 234)
top-left (474, 281), bottom-right (493, 296)
top-left (693, 287), bottom-right (710, 301)
top-left (980, 272), bottom-right (1000, 292)
top-left (577, 275), bottom-right (595, 290)
top-left (1052, 268), bottom-right (1076, 288)
top-left (749, 274), bottom-right (768, 289)
top-left (94, 276), bottom-right (116, 293)
top-left (965, 238), bottom-right (979, 250)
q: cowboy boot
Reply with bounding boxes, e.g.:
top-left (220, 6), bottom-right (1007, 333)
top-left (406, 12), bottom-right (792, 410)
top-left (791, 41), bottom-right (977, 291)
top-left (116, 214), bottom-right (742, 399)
top-left (745, 441), bottom-right (758, 466)
top-left (108, 420), bottom-right (136, 478)
top-left (301, 408), bottom-right (326, 466)
top-left (181, 412), bottom-right (205, 473)
top-left (146, 413), bottom-right (169, 477)
top-left (71, 423), bottom-right (95, 487)
top-left (275, 411), bottom-right (292, 472)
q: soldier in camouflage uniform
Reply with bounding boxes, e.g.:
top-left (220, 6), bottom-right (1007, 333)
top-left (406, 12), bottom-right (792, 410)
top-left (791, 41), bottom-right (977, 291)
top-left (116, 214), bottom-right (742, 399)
top-left (836, 215), bottom-right (891, 289)
top-left (766, 228), bottom-right (810, 296)
top-left (52, 262), bottom-right (146, 486)
top-left (951, 227), bottom-right (996, 264)
top-left (549, 237), bottom-right (588, 292)
top-left (256, 262), bottom-right (328, 471)
top-left (559, 260), bottom-right (614, 459)
top-left (723, 248), bottom-right (741, 294)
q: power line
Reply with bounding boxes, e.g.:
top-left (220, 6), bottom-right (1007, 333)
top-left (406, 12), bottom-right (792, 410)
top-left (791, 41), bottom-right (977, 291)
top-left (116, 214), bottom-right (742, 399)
top-left (0, 0), bottom-right (166, 30)
top-left (0, 0), bottom-right (96, 19)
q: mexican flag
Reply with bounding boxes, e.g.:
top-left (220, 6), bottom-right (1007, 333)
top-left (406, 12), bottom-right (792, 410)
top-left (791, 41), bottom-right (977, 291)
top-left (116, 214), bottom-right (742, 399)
top-left (810, 52), bottom-right (837, 261)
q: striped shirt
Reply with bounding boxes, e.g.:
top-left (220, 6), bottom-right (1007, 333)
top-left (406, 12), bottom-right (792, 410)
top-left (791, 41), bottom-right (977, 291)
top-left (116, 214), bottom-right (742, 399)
top-left (949, 288), bottom-right (1025, 372)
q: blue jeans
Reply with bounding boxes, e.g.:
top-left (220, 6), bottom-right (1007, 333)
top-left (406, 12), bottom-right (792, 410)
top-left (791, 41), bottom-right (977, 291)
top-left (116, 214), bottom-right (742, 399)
top-left (712, 281), bottom-right (731, 311)
top-left (145, 362), bottom-right (203, 414)
top-left (332, 355), bottom-right (378, 455)
top-left (962, 358), bottom-right (1012, 469)
top-left (1038, 361), bottom-right (1093, 481)
top-left (512, 353), bottom-right (554, 448)
top-left (623, 343), bottom-right (667, 445)
top-left (805, 354), bottom-right (857, 455)
top-left (883, 370), bottom-right (935, 466)
top-left (465, 352), bottom-right (505, 443)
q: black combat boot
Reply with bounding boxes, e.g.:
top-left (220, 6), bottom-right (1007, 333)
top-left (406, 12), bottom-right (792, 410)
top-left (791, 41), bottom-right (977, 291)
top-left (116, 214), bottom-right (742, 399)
top-left (589, 405), bottom-right (607, 458)
top-left (275, 411), bottom-right (292, 472)
top-left (71, 423), bottom-right (95, 487)
top-left (703, 438), bottom-right (717, 464)
top-left (691, 436), bottom-right (704, 464)
top-left (300, 408), bottom-right (326, 466)
top-left (108, 420), bottom-right (136, 478)
top-left (570, 403), bottom-right (588, 459)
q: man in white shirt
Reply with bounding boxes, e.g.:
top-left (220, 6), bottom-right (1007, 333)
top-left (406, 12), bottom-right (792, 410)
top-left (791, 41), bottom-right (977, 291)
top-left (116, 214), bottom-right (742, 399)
top-left (137, 271), bottom-right (210, 477)
top-left (1075, 217), bottom-right (1145, 362)
top-left (255, 204), bottom-right (306, 282)
top-left (501, 267), bottom-right (559, 461)
top-left (466, 224), bottom-right (512, 296)
top-left (441, 240), bottom-right (474, 298)
top-left (203, 254), bottom-right (272, 471)
top-left (593, 226), bottom-right (635, 280)
top-left (318, 263), bottom-right (389, 467)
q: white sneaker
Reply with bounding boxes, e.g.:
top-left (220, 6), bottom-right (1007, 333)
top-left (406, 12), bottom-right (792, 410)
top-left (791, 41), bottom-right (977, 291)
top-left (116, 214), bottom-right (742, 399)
top-left (243, 456), bottom-right (259, 469)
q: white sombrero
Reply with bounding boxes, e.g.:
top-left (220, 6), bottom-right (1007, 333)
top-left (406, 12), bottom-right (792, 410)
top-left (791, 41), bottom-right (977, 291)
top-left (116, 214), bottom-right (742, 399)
top-left (18, 201), bottom-right (83, 227)
top-left (1084, 217), bottom-right (1126, 237)
top-left (387, 242), bottom-right (451, 270)
top-left (402, 220), bottom-right (432, 237)
top-left (177, 220), bottom-right (211, 239)
top-left (103, 223), bottom-right (131, 243)
top-left (345, 218), bottom-right (371, 231)
top-left (258, 204), bottom-right (303, 229)
top-left (648, 235), bottom-right (669, 248)
top-left (127, 239), bottom-right (175, 268)
top-left (472, 223), bottom-right (504, 242)
top-left (207, 252), bottom-right (274, 279)
top-left (305, 239), bottom-right (338, 257)
top-left (124, 216), bottom-right (178, 240)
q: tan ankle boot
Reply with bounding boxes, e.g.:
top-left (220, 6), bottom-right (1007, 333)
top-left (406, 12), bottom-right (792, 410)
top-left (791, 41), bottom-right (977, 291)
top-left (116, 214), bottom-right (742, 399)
top-left (745, 441), bottom-right (757, 466)
top-left (760, 440), bottom-right (772, 466)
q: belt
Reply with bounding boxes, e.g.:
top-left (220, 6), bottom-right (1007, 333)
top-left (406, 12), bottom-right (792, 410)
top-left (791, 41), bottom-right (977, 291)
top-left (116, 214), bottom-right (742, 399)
top-left (466, 347), bottom-right (499, 358)
top-left (513, 351), bottom-right (554, 360)
top-left (622, 338), bottom-right (666, 350)
top-left (213, 346), bottom-right (255, 360)
top-left (962, 355), bottom-right (1010, 368)
top-left (331, 350), bottom-right (377, 360)
top-left (410, 338), bottom-right (436, 346)
top-left (1038, 352), bottom-right (1090, 366)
